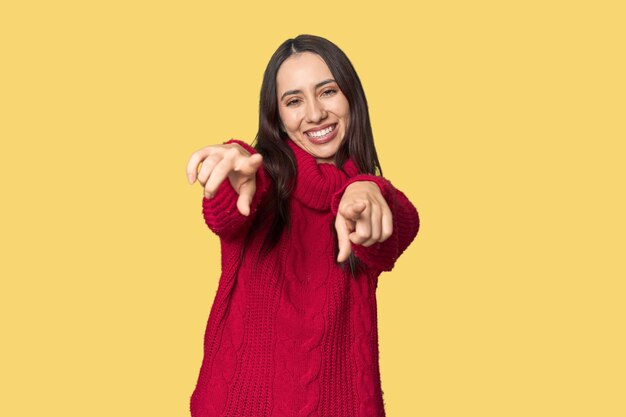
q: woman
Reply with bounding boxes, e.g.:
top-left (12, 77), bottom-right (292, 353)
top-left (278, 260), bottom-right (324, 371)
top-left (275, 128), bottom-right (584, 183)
top-left (186, 34), bottom-right (420, 417)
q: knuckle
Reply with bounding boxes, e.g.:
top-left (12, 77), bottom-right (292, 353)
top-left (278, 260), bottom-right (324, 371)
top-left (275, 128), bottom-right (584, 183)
top-left (193, 147), bottom-right (208, 157)
top-left (226, 146), bottom-right (240, 157)
top-left (196, 146), bottom-right (214, 159)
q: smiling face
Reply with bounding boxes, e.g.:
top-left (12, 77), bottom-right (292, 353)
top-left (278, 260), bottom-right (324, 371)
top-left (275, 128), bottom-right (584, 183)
top-left (276, 52), bottom-right (350, 164)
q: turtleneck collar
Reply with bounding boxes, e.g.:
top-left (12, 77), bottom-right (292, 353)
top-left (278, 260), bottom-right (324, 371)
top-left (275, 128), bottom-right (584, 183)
top-left (286, 138), bottom-right (360, 211)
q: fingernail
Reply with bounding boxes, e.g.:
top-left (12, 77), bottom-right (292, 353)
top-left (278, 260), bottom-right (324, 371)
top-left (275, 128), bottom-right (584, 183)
top-left (188, 173), bottom-right (194, 184)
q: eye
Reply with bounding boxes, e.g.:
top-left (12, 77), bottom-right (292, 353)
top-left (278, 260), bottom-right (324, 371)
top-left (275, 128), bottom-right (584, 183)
top-left (286, 89), bottom-right (336, 106)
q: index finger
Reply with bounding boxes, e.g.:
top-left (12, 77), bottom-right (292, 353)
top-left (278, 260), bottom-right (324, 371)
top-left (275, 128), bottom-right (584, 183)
top-left (335, 212), bottom-right (353, 263)
top-left (236, 179), bottom-right (257, 216)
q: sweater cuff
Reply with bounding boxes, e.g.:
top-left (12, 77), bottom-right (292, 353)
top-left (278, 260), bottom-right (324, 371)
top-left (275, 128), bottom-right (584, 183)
top-left (330, 174), bottom-right (395, 216)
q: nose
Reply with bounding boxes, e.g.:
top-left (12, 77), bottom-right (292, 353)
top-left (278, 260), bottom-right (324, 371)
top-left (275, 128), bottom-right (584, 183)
top-left (305, 98), bottom-right (327, 123)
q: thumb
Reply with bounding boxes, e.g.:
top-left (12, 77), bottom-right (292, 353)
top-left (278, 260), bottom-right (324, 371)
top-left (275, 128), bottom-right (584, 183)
top-left (238, 153), bottom-right (263, 176)
top-left (340, 201), bottom-right (366, 221)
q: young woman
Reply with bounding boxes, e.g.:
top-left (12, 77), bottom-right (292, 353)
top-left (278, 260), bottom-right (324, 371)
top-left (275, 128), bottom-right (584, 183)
top-left (186, 34), bottom-right (420, 417)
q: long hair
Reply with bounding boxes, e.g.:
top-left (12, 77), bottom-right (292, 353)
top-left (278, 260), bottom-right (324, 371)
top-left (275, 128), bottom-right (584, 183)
top-left (241, 34), bottom-right (383, 275)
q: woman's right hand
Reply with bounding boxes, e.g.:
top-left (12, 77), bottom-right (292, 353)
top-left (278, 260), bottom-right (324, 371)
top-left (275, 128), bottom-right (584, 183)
top-left (186, 143), bottom-right (264, 216)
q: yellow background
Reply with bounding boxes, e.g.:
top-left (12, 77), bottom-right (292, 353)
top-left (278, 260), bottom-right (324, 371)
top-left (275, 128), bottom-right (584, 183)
top-left (1, 1), bottom-right (624, 416)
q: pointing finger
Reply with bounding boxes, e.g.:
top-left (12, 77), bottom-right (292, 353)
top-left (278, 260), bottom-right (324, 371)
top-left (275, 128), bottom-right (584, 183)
top-left (236, 179), bottom-right (256, 216)
top-left (335, 213), bottom-right (353, 263)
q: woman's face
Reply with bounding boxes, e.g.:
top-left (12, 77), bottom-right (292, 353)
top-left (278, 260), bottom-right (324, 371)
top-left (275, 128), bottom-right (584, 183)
top-left (276, 52), bottom-right (350, 164)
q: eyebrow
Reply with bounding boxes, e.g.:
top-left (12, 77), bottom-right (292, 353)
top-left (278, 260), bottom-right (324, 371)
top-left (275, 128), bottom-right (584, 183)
top-left (280, 79), bottom-right (337, 101)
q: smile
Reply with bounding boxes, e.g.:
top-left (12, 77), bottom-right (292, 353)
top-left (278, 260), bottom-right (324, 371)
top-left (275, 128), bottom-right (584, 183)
top-left (304, 123), bottom-right (339, 145)
top-left (305, 123), bottom-right (336, 139)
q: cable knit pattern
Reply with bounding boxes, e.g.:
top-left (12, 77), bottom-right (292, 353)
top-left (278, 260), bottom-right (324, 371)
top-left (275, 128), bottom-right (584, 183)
top-left (190, 138), bottom-right (420, 417)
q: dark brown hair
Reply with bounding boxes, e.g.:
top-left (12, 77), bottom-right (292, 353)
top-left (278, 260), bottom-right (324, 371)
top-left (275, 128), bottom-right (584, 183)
top-left (242, 34), bottom-right (383, 274)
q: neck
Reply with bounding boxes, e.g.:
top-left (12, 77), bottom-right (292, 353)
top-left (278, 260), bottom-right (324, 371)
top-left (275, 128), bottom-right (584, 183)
top-left (316, 157), bottom-right (335, 165)
top-left (286, 139), bottom-right (359, 210)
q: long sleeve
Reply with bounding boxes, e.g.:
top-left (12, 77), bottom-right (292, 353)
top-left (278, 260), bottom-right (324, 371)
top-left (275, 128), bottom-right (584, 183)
top-left (331, 174), bottom-right (420, 272)
top-left (201, 138), bottom-right (272, 241)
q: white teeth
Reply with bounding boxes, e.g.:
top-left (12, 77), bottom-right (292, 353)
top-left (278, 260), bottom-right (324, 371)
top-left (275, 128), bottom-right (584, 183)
top-left (306, 124), bottom-right (335, 138)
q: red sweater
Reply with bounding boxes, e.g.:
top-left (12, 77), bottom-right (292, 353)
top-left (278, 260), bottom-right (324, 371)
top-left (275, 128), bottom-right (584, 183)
top-left (190, 138), bottom-right (420, 417)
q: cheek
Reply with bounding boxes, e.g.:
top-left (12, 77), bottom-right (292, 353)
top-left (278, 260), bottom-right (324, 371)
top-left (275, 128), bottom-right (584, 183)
top-left (334, 97), bottom-right (350, 119)
top-left (278, 109), bottom-right (291, 129)
top-left (283, 111), bottom-right (304, 131)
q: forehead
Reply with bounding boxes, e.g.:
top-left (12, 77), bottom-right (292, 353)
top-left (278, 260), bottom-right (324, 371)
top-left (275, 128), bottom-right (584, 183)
top-left (276, 52), bottom-right (333, 92)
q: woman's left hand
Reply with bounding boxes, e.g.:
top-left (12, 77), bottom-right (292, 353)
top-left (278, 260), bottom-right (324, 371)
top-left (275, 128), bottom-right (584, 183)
top-left (335, 181), bottom-right (393, 263)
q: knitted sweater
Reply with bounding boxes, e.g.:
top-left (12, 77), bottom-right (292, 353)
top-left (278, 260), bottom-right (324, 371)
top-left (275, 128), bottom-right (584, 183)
top-left (190, 138), bottom-right (420, 417)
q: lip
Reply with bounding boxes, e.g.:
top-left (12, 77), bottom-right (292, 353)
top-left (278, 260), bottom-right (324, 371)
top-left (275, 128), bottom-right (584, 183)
top-left (304, 123), bottom-right (337, 134)
top-left (304, 123), bottom-right (339, 145)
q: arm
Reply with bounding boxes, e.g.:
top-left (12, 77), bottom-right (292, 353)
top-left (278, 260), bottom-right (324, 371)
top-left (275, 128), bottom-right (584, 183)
top-left (331, 174), bottom-right (420, 272)
top-left (201, 139), bottom-right (272, 241)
